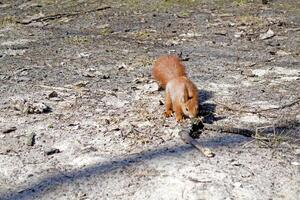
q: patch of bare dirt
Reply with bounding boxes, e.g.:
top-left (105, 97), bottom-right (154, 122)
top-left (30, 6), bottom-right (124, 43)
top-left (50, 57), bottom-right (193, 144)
top-left (0, 0), bottom-right (299, 199)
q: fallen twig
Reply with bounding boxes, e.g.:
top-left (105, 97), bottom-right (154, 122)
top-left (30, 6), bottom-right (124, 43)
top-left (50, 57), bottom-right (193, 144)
top-left (203, 123), bottom-right (254, 137)
top-left (181, 109), bottom-right (299, 154)
top-left (17, 6), bottom-right (111, 25)
top-left (179, 122), bottom-right (215, 157)
top-left (266, 98), bottom-right (300, 111)
top-left (215, 98), bottom-right (300, 114)
top-left (180, 130), bottom-right (215, 157)
top-left (37, 85), bottom-right (73, 91)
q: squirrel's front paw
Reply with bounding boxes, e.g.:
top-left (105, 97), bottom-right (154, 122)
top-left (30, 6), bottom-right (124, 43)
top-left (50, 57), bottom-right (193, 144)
top-left (176, 114), bottom-right (184, 122)
top-left (164, 110), bottom-right (173, 117)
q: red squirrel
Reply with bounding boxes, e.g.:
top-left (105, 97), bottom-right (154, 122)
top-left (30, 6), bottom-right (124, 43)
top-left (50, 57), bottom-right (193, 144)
top-left (152, 55), bottom-right (199, 122)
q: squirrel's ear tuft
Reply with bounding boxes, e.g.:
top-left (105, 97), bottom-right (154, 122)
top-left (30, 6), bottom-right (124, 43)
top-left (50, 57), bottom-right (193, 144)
top-left (183, 87), bottom-right (189, 102)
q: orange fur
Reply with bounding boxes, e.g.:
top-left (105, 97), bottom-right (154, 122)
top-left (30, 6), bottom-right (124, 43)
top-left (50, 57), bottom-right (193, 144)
top-left (152, 55), bottom-right (199, 122)
top-left (152, 55), bottom-right (186, 89)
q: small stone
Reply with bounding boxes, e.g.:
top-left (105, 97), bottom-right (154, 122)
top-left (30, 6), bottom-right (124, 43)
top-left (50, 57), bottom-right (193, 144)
top-left (101, 95), bottom-right (129, 108)
top-left (294, 149), bottom-right (300, 155)
top-left (165, 39), bottom-right (180, 46)
top-left (102, 74), bottom-right (110, 79)
top-left (73, 81), bottom-right (89, 88)
top-left (48, 91), bottom-right (58, 98)
top-left (214, 30), bottom-right (227, 36)
top-left (48, 124), bottom-right (54, 128)
top-left (141, 83), bottom-right (159, 92)
top-left (234, 182), bottom-right (243, 188)
top-left (0, 75), bottom-right (10, 80)
top-left (159, 100), bottom-right (164, 105)
top-left (82, 68), bottom-right (97, 77)
top-left (276, 50), bottom-right (291, 56)
top-left (241, 69), bottom-right (256, 77)
top-left (231, 161), bottom-right (242, 166)
top-left (259, 29), bottom-right (275, 40)
top-left (228, 22), bottom-right (235, 27)
top-left (1, 126), bottom-right (17, 134)
top-left (179, 32), bottom-right (202, 38)
top-left (82, 72), bottom-right (96, 78)
top-left (0, 3), bottom-right (10, 8)
top-left (45, 148), bottom-right (60, 155)
top-left (202, 148), bottom-right (215, 158)
top-left (26, 132), bottom-right (36, 146)
top-left (133, 78), bottom-right (147, 84)
top-left (291, 161), bottom-right (300, 166)
top-left (78, 52), bottom-right (91, 58)
top-left (77, 191), bottom-right (87, 199)
top-left (27, 174), bottom-right (34, 178)
top-left (240, 61), bottom-right (256, 68)
top-left (81, 146), bottom-right (98, 154)
top-left (12, 98), bottom-right (51, 114)
top-left (234, 31), bottom-right (244, 38)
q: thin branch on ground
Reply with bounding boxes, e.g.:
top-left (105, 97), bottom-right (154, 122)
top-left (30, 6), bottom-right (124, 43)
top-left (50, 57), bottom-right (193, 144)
top-left (215, 98), bottom-right (300, 114)
top-left (179, 124), bottom-right (215, 157)
top-left (17, 6), bottom-right (111, 25)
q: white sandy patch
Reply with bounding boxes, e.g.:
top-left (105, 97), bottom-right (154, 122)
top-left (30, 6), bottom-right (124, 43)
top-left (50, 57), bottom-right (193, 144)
top-left (164, 127), bottom-right (181, 138)
top-left (252, 69), bottom-right (268, 77)
top-left (131, 121), bottom-right (155, 128)
top-left (249, 101), bottom-right (279, 110)
top-left (241, 80), bottom-right (253, 87)
top-left (53, 139), bottom-right (81, 153)
top-left (252, 67), bottom-right (299, 78)
top-left (136, 83), bottom-right (159, 93)
top-left (102, 96), bottom-right (129, 108)
top-left (272, 67), bottom-right (299, 76)
top-left (1, 39), bottom-right (34, 46)
top-left (0, 27), bottom-right (13, 33)
top-left (134, 176), bottom-right (188, 200)
top-left (208, 82), bottom-right (235, 94)
top-left (69, 155), bottom-right (107, 167)
top-left (280, 76), bottom-right (299, 81)
top-left (239, 114), bottom-right (269, 124)
top-left (1, 49), bottom-right (26, 56)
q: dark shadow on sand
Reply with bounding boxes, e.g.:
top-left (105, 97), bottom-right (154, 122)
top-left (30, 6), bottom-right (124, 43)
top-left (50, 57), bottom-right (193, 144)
top-left (1, 133), bottom-right (252, 200)
top-left (198, 89), bottom-right (221, 124)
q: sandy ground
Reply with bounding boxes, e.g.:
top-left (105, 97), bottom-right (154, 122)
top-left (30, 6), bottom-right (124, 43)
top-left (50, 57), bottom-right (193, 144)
top-left (0, 0), bottom-right (300, 199)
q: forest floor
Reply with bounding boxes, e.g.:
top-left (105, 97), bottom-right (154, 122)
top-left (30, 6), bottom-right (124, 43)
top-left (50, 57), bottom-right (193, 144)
top-left (0, 0), bottom-right (299, 199)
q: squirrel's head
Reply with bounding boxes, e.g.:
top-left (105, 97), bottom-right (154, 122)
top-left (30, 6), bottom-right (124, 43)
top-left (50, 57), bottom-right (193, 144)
top-left (181, 98), bottom-right (199, 118)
